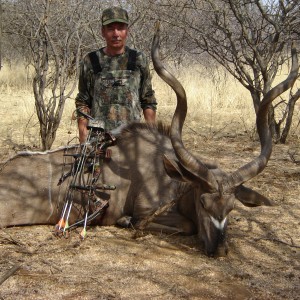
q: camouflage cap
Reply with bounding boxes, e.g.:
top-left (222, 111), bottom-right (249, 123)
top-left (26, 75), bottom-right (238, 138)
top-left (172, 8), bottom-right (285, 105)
top-left (102, 7), bottom-right (129, 26)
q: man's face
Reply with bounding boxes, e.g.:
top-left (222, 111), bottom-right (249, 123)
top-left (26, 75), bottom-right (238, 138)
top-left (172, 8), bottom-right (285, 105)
top-left (102, 22), bottom-right (128, 51)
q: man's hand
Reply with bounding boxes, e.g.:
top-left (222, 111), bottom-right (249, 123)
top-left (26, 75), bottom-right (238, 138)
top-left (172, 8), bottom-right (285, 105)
top-left (77, 107), bottom-right (90, 143)
top-left (143, 108), bottom-right (156, 123)
top-left (78, 118), bottom-right (89, 144)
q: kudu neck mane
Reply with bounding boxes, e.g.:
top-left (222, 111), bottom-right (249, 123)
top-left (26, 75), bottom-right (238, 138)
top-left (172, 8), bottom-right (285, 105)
top-left (119, 122), bottom-right (171, 140)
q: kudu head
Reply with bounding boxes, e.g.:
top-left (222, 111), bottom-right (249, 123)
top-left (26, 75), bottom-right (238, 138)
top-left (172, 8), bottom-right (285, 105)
top-left (151, 23), bottom-right (299, 256)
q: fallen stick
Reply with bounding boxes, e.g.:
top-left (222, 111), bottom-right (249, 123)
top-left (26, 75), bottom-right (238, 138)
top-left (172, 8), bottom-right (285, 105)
top-left (0, 265), bottom-right (21, 286)
top-left (133, 200), bottom-right (176, 238)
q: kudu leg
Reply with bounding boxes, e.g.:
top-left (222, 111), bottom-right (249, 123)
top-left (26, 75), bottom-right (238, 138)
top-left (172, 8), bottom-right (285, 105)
top-left (117, 213), bottom-right (196, 236)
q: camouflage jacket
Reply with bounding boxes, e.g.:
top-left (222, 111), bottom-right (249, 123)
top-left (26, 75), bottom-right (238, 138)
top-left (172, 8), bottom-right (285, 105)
top-left (75, 46), bottom-right (157, 131)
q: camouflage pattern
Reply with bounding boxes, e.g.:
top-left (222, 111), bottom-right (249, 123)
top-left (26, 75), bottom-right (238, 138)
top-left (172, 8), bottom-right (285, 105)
top-left (75, 46), bottom-right (157, 131)
top-left (102, 7), bottom-right (129, 26)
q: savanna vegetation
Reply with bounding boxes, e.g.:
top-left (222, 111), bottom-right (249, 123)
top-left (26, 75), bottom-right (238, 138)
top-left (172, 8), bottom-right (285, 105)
top-left (0, 58), bottom-right (259, 155)
top-left (0, 0), bottom-right (299, 150)
top-left (0, 1), bottom-right (300, 299)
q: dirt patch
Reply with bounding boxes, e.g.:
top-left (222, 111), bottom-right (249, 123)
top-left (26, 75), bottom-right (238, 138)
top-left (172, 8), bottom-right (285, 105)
top-left (1, 133), bottom-right (300, 300)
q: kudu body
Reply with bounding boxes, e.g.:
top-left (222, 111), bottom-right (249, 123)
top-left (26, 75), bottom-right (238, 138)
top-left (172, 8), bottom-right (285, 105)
top-left (0, 26), bottom-right (298, 256)
top-left (0, 125), bottom-right (189, 229)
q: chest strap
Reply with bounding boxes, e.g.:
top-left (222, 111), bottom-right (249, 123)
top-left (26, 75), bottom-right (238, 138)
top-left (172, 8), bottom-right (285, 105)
top-left (88, 49), bottom-right (137, 75)
top-left (88, 51), bottom-right (102, 74)
top-left (127, 49), bottom-right (137, 71)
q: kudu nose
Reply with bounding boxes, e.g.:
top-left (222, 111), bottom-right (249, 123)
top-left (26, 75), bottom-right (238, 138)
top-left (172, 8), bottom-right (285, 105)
top-left (207, 244), bottom-right (228, 258)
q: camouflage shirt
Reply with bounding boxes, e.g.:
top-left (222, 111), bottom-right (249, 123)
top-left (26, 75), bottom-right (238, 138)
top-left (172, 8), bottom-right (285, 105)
top-left (75, 46), bottom-right (157, 131)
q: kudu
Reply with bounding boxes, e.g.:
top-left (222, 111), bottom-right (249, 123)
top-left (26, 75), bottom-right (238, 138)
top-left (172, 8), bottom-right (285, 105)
top-left (0, 26), bottom-right (298, 256)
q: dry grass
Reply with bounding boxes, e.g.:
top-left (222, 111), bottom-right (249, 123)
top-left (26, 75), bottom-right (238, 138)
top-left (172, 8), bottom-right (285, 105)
top-left (0, 64), bottom-right (78, 155)
top-left (1, 61), bottom-right (299, 154)
top-left (152, 64), bottom-right (257, 139)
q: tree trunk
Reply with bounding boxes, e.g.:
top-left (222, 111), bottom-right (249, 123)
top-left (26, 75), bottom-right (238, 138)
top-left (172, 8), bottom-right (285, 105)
top-left (280, 90), bottom-right (300, 144)
top-left (268, 105), bottom-right (278, 140)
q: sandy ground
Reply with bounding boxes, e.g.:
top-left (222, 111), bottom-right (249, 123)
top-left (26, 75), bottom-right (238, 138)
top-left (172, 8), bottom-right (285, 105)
top-left (0, 89), bottom-right (300, 299)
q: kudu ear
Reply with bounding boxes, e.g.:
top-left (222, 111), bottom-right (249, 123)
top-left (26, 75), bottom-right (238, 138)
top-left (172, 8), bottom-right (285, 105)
top-left (163, 155), bottom-right (193, 182)
top-left (163, 155), bottom-right (213, 191)
top-left (235, 185), bottom-right (275, 207)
